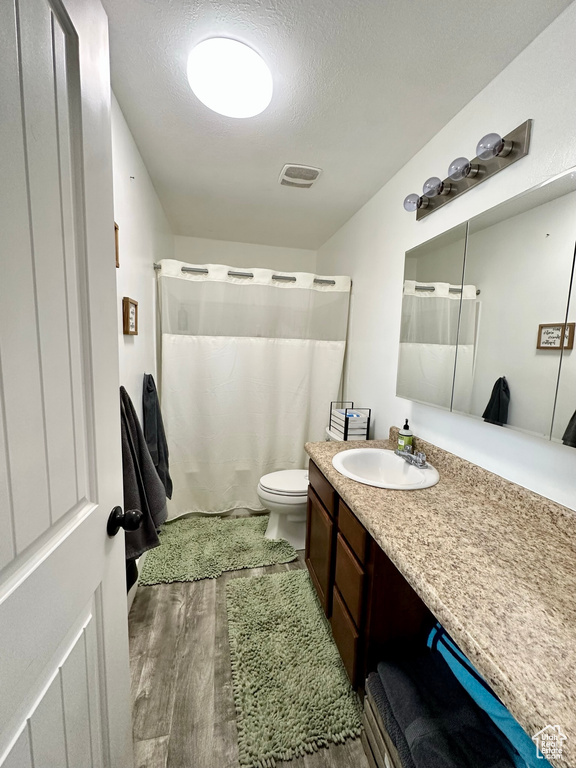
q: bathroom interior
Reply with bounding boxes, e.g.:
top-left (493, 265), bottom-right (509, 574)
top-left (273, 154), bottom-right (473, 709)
top-left (1, 0), bottom-right (576, 767)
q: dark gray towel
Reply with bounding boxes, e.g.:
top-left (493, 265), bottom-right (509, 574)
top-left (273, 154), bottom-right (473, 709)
top-left (142, 373), bottom-right (173, 498)
top-left (482, 377), bottom-right (510, 426)
top-left (376, 651), bottom-right (516, 768)
top-left (562, 409), bottom-right (576, 448)
top-left (120, 386), bottom-right (167, 561)
top-left (126, 557), bottom-right (139, 592)
top-left (366, 672), bottom-right (415, 768)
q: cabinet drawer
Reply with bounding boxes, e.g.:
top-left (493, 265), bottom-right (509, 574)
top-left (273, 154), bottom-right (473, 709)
top-left (335, 533), bottom-right (365, 628)
top-left (308, 460), bottom-right (336, 518)
top-left (338, 499), bottom-right (369, 564)
top-left (305, 486), bottom-right (334, 616)
top-left (331, 586), bottom-right (359, 685)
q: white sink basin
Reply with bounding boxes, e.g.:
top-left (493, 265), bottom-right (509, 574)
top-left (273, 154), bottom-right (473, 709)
top-left (332, 448), bottom-right (439, 490)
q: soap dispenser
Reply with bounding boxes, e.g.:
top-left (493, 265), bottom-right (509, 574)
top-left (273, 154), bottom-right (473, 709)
top-left (398, 419), bottom-right (413, 453)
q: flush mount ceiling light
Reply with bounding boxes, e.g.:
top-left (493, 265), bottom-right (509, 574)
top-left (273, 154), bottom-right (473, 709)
top-left (403, 120), bottom-right (532, 219)
top-left (186, 38), bottom-right (273, 118)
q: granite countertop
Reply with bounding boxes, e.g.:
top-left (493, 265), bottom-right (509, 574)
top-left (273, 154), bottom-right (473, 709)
top-left (305, 432), bottom-right (576, 768)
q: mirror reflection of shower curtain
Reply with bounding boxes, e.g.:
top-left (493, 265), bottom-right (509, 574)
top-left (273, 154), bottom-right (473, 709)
top-left (157, 260), bottom-right (351, 517)
top-left (397, 281), bottom-right (478, 410)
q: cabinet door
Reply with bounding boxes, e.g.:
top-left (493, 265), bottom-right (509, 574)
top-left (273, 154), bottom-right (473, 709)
top-left (338, 499), bottom-right (369, 564)
top-left (331, 586), bottom-right (359, 685)
top-left (305, 487), bottom-right (334, 616)
top-left (335, 533), bottom-right (365, 628)
top-left (308, 460), bottom-right (336, 517)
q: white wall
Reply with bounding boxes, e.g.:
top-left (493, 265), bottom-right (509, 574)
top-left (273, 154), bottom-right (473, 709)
top-left (554, 291), bottom-right (576, 444)
top-left (112, 95), bottom-right (174, 422)
top-left (407, 230), bottom-right (467, 284)
top-left (174, 235), bottom-right (317, 273)
top-left (459, 191), bottom-right (576, 437)
top-left (316, 2), bottom-right (576, 511)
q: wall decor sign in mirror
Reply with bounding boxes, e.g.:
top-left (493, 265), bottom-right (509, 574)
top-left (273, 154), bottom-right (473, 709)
top-left (537, 323), bottom-right (575, 350)
top-left (397, 168), bottom-right (576, 447)
top-left (403, 120), bottom-right (532, 220)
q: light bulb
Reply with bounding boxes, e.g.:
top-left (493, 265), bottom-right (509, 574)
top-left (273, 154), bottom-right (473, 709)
top-left (403, 193), bottom-right (430, 212)
top-left (403, 193), bottom-right (424, 212)
top-left (448, 157), bottom-right (471, 181)
top-left (476, 132), bottom-right (512, 160)
top-left (423, 176), bottom-right (450, 198)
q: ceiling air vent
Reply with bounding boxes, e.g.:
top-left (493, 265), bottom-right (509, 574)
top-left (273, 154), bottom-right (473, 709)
top-left (279, 164), bottom-right (322, 189)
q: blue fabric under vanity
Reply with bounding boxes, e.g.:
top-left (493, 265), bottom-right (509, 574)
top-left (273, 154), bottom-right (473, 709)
top-left (427, 623), bottom-right (551, 768)
top-left (373, 651), bottom-right (518, 768)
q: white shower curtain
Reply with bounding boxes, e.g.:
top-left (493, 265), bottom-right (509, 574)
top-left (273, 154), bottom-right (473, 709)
top-left (397, 281), bottom-right (478, 411)
top-left (157, 260), bottom-right (351, 517)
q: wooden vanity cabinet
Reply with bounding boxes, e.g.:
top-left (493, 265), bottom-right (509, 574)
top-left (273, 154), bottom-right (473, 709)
top-left (305, 486), bottom-right (335, 615)
top-left (331, 584), bottom-right (360, 683)
top-left (305, 460), bottom-right (338, 615)
top-left (335, 532), bottom-right (365, 627)
top-left (306, 459), bottom-right (432, 689)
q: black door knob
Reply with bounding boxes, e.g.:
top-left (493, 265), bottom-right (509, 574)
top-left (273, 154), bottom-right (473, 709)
top-left (107, 506), bottom-right (143, 537)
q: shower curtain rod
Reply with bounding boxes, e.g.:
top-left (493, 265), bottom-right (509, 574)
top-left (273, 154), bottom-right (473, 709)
top-left (153, 263), bottom-right (336, 286)
top-left (414, 284), bottom-right (481, 296)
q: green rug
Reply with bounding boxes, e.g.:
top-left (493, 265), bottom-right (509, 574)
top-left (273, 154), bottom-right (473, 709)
top-left (226, 570), bottom-right (363, 768)
top-left (138, 515), bottom-right (297, 585)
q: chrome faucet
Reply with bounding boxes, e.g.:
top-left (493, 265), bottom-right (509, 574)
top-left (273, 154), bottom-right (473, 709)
top-left (394, 448), bottom-right (429, 468)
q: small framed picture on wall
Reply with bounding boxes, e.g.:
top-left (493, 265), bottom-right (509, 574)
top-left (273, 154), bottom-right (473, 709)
top-left (122, 297), bottom-right (138, 335)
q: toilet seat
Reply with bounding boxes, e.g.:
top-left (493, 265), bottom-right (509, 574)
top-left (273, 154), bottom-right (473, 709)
top-left (258, 470), bottom-right (308, 504)
top-left (257, 486), bottom-right (307, 505)
top-left (258, 469), bottom-right (308, 496)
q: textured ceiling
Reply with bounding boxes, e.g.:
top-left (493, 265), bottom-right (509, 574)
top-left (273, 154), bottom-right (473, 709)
top-left (103, 0), bottom-right (571, 249)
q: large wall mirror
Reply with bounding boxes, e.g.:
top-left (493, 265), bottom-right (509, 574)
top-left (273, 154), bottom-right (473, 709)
top-left (397, 168), bottom-right (576, 447)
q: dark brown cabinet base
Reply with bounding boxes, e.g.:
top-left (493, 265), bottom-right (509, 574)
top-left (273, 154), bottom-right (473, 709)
top-left (305, 485), bottom-right (334, 616)
top-left (331, 585), bottom-right (359, 684)
top-left (305, 459), bottom-right (432, 689)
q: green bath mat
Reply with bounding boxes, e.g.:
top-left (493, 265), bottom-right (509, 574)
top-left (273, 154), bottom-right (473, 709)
top-left (226, 570), bottom-right (363, 768)
top-left (138, 515), bottom-right (297, 585)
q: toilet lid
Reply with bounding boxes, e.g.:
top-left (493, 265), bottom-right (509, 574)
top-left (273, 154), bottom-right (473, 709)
top-left (259, 469), bottom-right (309, 496)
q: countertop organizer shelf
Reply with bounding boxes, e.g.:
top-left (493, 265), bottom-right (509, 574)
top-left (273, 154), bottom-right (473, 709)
top-left (328, 401), bottom-right (371, 441)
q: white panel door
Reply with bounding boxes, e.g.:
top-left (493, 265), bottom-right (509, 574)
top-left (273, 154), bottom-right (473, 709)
top-left (0, 0), bottom-right (133, 766)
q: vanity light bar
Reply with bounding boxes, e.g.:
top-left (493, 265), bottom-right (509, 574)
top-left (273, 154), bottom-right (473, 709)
top-left (152, 264), bottom-right (336, 286)
top-left (404, 119), bottom-right (532, 221)
top-left (415, 285), bottom-right (481, 296)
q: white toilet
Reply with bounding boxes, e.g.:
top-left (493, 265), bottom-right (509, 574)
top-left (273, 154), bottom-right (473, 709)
top-left (257, 469), bottom-right (309, 550)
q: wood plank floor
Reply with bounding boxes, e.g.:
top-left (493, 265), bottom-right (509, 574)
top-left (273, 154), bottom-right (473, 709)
top-left (128, 552), bottom-right (369, 768)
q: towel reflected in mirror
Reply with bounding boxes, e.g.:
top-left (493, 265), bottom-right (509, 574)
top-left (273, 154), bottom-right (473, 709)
top-left (482, 376), bottom-right (510, 426)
